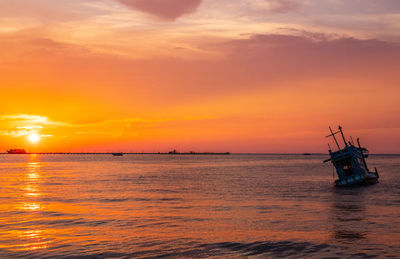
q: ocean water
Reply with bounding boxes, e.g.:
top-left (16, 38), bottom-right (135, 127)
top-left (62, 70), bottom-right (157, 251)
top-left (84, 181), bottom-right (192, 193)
top-left (0, 154), bottom-right (399, 258)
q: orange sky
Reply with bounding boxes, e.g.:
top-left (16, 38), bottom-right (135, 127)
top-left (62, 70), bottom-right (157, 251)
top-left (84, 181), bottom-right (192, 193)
top-left (1, 0), bottom-right (400, 153)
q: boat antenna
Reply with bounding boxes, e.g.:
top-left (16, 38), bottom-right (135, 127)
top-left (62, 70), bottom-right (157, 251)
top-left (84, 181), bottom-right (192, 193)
top-left (350, 136), bottom-right (355, 146)
top-left (338, 126), bottom-right (348, 147)
top-left (327, 126), bottom-right (341, 150)
top-left (357, 137), bottom-right (369, 171)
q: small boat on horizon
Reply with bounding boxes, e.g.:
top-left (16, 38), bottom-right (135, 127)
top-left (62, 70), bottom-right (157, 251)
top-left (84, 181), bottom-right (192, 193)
top-left (324, 126), bottom-right (379, 187)
top-left (7, 149), bottom-right (27, 154)
top-left (112, 153), bottom-right (124, 156)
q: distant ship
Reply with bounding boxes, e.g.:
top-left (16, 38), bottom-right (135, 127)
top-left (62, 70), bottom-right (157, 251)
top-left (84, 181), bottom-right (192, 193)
top-left (7, 149), bottom-right (27, 154)
top-left (167, 149), bottom-right (230, 155)
top-left (324, 126), bottom-right (379, 186)
top-left (112, 153), bottom-right (124, 156)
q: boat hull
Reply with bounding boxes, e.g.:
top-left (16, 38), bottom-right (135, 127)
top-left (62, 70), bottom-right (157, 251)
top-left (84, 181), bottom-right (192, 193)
top-left (334, 172), bottom-right (379, 187)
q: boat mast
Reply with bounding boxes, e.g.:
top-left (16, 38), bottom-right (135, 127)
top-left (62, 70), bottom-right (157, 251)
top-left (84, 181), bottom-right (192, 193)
top-left (327, 126), bottom-right (341, 150)
top-left (357, 137), bottom-right (369, 171)
top-left (338, 126), bottom-right (348, 147)
top-left (350, 136), bottom-right (355, 146)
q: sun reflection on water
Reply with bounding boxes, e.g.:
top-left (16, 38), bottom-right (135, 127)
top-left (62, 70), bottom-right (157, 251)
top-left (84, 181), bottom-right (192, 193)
top-left (17, 230), bottom-right (49, 251)
top-left (15, 155), bottom-right (49, 251)
top-left (22, 202), bottom-right (41, 211)
top-left (23, 166), bottom-right (40, 198)
top-left (21, 158), bottom-right (42, 211)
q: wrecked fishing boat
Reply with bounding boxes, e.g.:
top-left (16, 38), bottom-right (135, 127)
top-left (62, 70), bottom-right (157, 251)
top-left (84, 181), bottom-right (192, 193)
top-left (324, 126), bottom-right (379, 187)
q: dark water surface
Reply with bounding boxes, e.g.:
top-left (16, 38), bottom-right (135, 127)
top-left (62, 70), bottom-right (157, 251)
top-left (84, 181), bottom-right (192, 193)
top-left (0, 154), bottom-right (399, 258)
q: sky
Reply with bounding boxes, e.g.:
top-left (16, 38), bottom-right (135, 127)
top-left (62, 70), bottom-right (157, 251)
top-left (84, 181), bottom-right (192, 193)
top-left (0, 0), bottom-right (399, 153)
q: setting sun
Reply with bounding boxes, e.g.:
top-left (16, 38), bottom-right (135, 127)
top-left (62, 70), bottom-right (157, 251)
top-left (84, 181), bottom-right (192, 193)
top-left (27, 133), bottom-right (41, 144)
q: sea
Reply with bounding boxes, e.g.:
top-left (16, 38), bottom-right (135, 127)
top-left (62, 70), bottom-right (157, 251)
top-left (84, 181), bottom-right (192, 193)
top-left (0, 154), bottom-right (399, 258)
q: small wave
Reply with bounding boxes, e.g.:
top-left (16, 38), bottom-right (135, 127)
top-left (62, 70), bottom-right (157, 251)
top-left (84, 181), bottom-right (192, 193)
top-left (158, 197), bottom-right (182, 201)
top-left (148, 240), bottom-right (332, 258)
top-left (98, 198), bottom-right (129, 203)
top-left (42, 182), bottom-right (64, 186)
top-left (143, 189), bottom-right (181, 194)
top-left (198, 241), bottom-right (330, 257)
top-left (334, 230), bottom-right (367, 242)
top-left (17, 218), bottom-right (113, 228)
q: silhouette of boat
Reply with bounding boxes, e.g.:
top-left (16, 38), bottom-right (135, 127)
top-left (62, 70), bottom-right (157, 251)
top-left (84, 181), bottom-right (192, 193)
top-left (7, 149), bottom-right (27, 154)
top-left (112, 153), bottom-right (123, 156)
top-left (324, 126), bottom-right (379, 186)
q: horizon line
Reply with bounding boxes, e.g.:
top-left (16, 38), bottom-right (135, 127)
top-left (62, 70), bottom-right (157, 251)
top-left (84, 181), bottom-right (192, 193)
top-left (1, 152), bottom-right (399, 155)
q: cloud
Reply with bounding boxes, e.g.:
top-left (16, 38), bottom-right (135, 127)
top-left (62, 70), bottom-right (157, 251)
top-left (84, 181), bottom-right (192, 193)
top-left (317, 0), bottom-right (400, 14)
top-left (248, 0), bottom-right (303, 13)
top-left (2, 30), bottom-right (399, 106)
top-left (213, 33), bottom-right (400, 79)
top-left (267, 0), bottom-right (301, 13)
top-left (116, 0), bottom-right (202, 20)
top-left (0, 115), bottom-right (60, 138)
top-left (0, 0), bottom-right (102, 23)
top-left (0, 113), bottom-right (214, 139)
top-left (1, 115), bottom-right (49, 124)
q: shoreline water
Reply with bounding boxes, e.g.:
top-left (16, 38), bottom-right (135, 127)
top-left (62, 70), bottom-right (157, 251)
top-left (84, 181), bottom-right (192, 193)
top-left (0, 154), bottom-right (399, 258)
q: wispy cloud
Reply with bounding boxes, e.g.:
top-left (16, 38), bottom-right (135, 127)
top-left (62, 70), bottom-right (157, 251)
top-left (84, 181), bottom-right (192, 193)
top-left (0, 114), bottom-right (67, 127)
top-left (116, 0), bottom-right (202, 20)
top-left (0, 115), bottom-right (63, 138)
top-left (0, 114), bottom-right (215, 139)
top-left (246, 0), bottom-right (304, 13)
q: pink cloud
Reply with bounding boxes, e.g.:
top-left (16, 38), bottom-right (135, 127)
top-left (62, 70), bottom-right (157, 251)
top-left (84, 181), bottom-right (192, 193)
top-left (117, 0), bottom-right (202, 20)
top-left (2, 32), bottom-right (399, 105)
top-left (265, 0), bottom-right (302, 13)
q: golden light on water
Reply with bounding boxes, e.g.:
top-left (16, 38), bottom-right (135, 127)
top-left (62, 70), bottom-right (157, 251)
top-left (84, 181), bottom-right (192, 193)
top-left (2, 157), bottom-right (50, 252)
top-left (21, 160), bottom-right (42, 210)
top-left (20, 159), bottom-right (49, 251)
top-left (22, 202), bottom-right (41, 211)
top-left (19, 230), bottom-right (49, 251)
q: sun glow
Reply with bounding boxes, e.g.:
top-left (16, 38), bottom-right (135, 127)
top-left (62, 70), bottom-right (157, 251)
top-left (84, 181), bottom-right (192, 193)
top-left (27, 133), bottom-right (41, 144)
